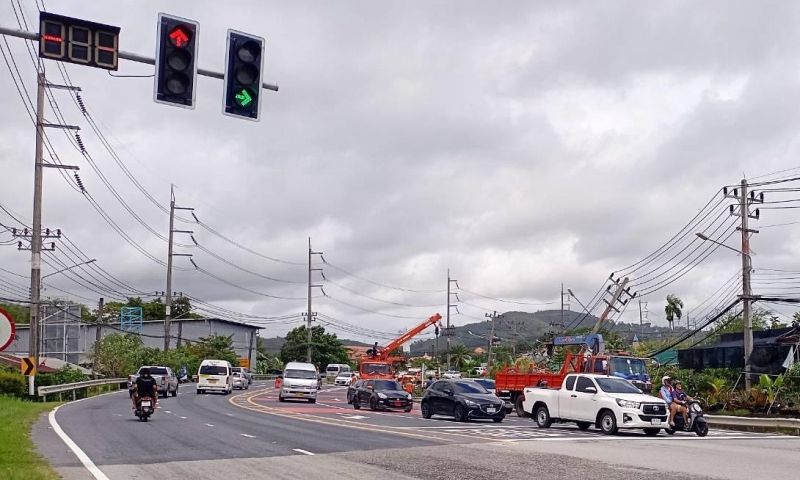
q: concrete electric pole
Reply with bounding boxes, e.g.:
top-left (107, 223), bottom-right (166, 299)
top-left (486, 310), bottom-right (501, 370)
top-left (445, 269), bottom-right (458, 370)
top-left (164, 185), bottom-right (193, 351)
top-left (305, 238), bottom-right (323, 363)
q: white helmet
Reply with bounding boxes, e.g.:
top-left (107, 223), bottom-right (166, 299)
top-left (662, 375), bottom-right (671, 383)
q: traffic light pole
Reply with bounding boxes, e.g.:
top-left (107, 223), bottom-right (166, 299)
top-left (0, 25), bottom-right (279, 91)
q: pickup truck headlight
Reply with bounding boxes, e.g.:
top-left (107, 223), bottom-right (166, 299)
top-left (377, 393), bottom-right (387, 399)
top-left (615, 398), bottom-right (641, 409)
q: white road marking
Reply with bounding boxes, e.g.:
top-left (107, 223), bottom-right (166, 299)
top-left (49, 405), bottom-right (110, 480)
top-left (205, 423), bottom-right (215, 427)
top-left (341, 415), bottom-right (368, 420)
top-left (179, 416), bottom-right (187, 419)
top-left (240, 434), bottom-right (256, 438)
top-left (293, 448), bottom-right (315, 455)
top-left (165, 411), bottom-right (172, 414)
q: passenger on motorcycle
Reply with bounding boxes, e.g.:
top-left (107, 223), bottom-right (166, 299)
top-left (673, 381), bottom-right (693, 426)
top-left (131, 367), bottom-right (158, 411)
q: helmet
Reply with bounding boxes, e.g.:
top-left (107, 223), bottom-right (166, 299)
top-left (661, 375), bottom-right (671, 383)
top-left (140, 367), bottom-right (151, 377)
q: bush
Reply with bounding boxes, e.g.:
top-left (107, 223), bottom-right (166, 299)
top-left (0, 371), bottom-right (27, 397)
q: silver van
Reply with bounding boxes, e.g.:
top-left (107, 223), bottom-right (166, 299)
top-left (325, 363), bottom-right (351, 382)
top-left (279, 362), bottom-right (319, 403)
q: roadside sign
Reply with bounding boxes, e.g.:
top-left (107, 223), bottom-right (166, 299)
top-left (21, 356), bottom-right (36, 376)
top-left (0, 307), bottom-right (16, 352)
top-left (238, 358), bottom-right (250, 368)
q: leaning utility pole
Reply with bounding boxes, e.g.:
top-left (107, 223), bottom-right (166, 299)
top-left (25, 71), bottom-right (80, 396)
top-left (305, 238), bottom-right (323, 363)
top-left (724, 179), bottom-right (761, 389)
top-left (486, 310), bottom-right (501, 370)
top-left (445, 269), bottom-right (458, 370)
top-left (592, 275), bottom-right (633, 334)
top-left (164, 186), bottom-right (193, 351)
top-left (93, 297), bottom-right (104, 379)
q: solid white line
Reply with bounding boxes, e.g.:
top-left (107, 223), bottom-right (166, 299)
top-left (292, 448), bottom-right (315, 455)
top-left (49, 405), bottom-right (110, 480)
top-left (205, 423), bottom-right (215, 427)
top-left (240, 433), bottom-right (256, 438)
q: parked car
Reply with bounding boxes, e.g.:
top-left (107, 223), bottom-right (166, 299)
top-left (335, 371), bottom-right (356, 386)
top-left (522, 373), bottom-right (669, 435)
top-left (442, 370), bottom-right (462, 379)
top-left (129, 366), bottom-right (178, 398)
top-left (279, 362), bottom-right (319, 403)
top-left (232, 371), bottom-right (249, 390)
top-left (347, 379), bottom-right (365, 404)
top-left (421, 379), bottom-right (505, 423)
top-left (231, 367), bottom-right (252, 385)
top-left (197, 359), bottom-right (233, 395)
top-left (353, 379), bottom-right (413, 412)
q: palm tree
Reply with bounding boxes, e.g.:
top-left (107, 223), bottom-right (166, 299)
top-left (665, 294), bottom-right (684, 331)
top-left (449, 344), bottom-right (470, 370)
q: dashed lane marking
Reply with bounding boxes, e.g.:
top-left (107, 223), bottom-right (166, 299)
top-left (240, 434), bottom-right (256, 438)
top-left (204, 423), bottom-right (215, 427)
top-left (293, 448), bottom-right (315, 455)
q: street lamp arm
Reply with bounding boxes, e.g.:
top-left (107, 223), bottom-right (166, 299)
top-left (695, 233), bottom-right (750, 258)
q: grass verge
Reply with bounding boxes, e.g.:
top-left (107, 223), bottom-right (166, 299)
top-left (0, 396), bottom-right (61, 480)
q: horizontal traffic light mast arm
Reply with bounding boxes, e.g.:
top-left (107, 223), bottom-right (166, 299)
top-left (0, 25), bottom-right (279, 92)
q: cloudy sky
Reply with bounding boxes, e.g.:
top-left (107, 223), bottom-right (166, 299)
top-left (3, 0), bottom-right (800, 341)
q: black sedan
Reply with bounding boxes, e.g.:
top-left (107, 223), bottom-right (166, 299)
top-left (421, 379), bottom-right (505, 423)
top-left (346, 379), bottom-right (364, 404)
top-left (353, 379), bottom-right (413, 412)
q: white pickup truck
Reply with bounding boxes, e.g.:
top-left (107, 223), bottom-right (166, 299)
top-left (522, 373), bottom-right (669, 435)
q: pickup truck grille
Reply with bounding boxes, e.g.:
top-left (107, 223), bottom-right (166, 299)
top-left (642, 403), bottom-right (666, 415)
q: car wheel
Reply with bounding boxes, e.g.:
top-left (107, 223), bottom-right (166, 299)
top-left (695, 422), bottom-right (709, 437)
top-left (421, 401), bottom-right (432, 419)
top-left (454, 404), bottom-right (467, 422)
top-left (404, 407), bottom-right (412, 413)
top-left (515, 396), bottom-right (530, 418)
top-left (197, 389), bottom-right (204, 394)
top-left (171, 387), bottom-right (178, 397)
top-left (664, 427), bottom-right (676, 435)
top-left (353, 398), bottom-right (361, 410)
top-left (576, 421), bottom-right (591, 431)
top-left (309, 398), bottom-right (316, 404)
top-left (369, 397), bottom-right (378, 411)
top-left (278, 395), bottom-right (285, 402)
top-left (535, 406), bottom-right (552, 428)
top-left (644, 428), bottom-right (660, 436)
top-left (599, 411), bottom-right (618, 435)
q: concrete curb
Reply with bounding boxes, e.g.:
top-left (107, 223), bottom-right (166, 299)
top-left (706, 414), bottom-right (800, 435)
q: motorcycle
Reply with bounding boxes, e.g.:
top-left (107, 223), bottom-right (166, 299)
top-left (665, 400), bottom-right (708, 437)
top-left (177, 367), bottom-right (189, 384)
top-left (135, 395), bottom-right (155, 422)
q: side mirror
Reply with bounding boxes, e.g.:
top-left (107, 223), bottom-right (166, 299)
top-left (585, 387), bottom-right (597, 394)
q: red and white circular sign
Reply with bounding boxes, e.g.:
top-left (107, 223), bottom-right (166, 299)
top-left (0, 307), bottom-right (16, 352)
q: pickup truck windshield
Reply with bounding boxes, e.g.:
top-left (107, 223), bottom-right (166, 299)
top-left (285, 369), bottom-right (317, 379)
top-left (146, 367), bottom-right (168, 375)
top-left (595, 377), bottom-right (642, 394)
top-left (362, 363), bottom-right (392, 375)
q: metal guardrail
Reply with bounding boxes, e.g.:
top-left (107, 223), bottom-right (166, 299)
top-left (707, 414), bottom-right (800, 434)
top-left (250, 374), bottom-right (278, 381)
top-left (38, 378), bottom-right (127, 400)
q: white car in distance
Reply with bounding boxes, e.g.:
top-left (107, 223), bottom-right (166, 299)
top-left (522, 373), bottom-right (669, 435)
top-left (334, 371), bottom-right (356, 386)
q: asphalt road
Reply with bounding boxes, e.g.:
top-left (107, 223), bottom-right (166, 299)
top-left (33, 383), bottom-right (800, 480)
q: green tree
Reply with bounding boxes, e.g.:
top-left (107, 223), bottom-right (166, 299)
top-left (449, 344), bottom-right (470, 370)
top-left (93, 334), bottom-right (160, 377)
top-left (255, 351), bottom-right (283, 374)
top-left (279, 325), bottom-right (349, 370)
top-left (712, 309), bottom-right (771, 336)
top-left (188, 334), bottom-right (238, 366)
top-left (0, 303), bottom-right (30, 324)
top-left (664, 294), bottom-right (683, 331)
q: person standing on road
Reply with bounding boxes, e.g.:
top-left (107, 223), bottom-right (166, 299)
top-left (132, 367), bottom-right (158, 411)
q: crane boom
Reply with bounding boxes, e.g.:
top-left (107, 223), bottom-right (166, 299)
top-left (379, 313), bottom-right (442, 360)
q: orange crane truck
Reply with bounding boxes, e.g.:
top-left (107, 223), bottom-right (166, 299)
top-left (359, 313), bottom-right (443, 380)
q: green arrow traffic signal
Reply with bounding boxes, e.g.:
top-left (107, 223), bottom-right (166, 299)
top-left (234, 88), bottom-right (253, 107)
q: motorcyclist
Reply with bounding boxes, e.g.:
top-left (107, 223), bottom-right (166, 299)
top-left (132, 367), bottom-right (158, 411)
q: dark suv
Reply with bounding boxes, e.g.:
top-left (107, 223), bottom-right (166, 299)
top-left (421, 379), bottom-right (505, 423)
top-left (353, 379), bottom-right (412, 412)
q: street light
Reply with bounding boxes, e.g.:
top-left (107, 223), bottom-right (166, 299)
top-left (696, 231), bottom-right (754, 388)
top-left (41, 259), bottom-right (96, 282)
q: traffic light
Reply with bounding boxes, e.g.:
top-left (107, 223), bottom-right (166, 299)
top-left (154, 13), bottom-right (199, 109)
top-left (223, 29), bottom-right (265, 121)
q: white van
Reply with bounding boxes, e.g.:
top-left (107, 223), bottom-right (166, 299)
top-left (197, 359), bottom-right (233, 395)
top-left (280, 362), bottom-right (319, 403)
top-left (325, 363), bottom-right (350, 381)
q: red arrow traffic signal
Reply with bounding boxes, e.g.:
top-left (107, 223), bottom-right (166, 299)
top-left (169, 26), bottom-right (189, 48)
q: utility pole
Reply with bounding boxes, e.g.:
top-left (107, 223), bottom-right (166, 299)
top-left (592, 275), bottom-right (633, 334)
top-left (93, 297), bottom-right (104, 379)
top-left (24, 71), bottom-right (80, 396)
top-left (164, 185), bottom-right (193, 351)
top-left (445, 269), bottom-right (458, 370)
top-left (305, 238), bottom-right (323, 363)
top-left (486, 311), bottom-right (501, 370)
top-left (723, 179), bottom-right (761, 389)
top-left (553, 283), bottom-right (569, 331)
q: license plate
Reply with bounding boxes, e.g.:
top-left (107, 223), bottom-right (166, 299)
top-left (141, 401), bottom-right (151, 407)
top-left (209, 379), bottom-right (218, 383)
top-left (651, 419), bottom-right (661, 425)
top-left (487, 408), bottom-right (497, 413)
top-left (296, 392), bottom-right (305, 396)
